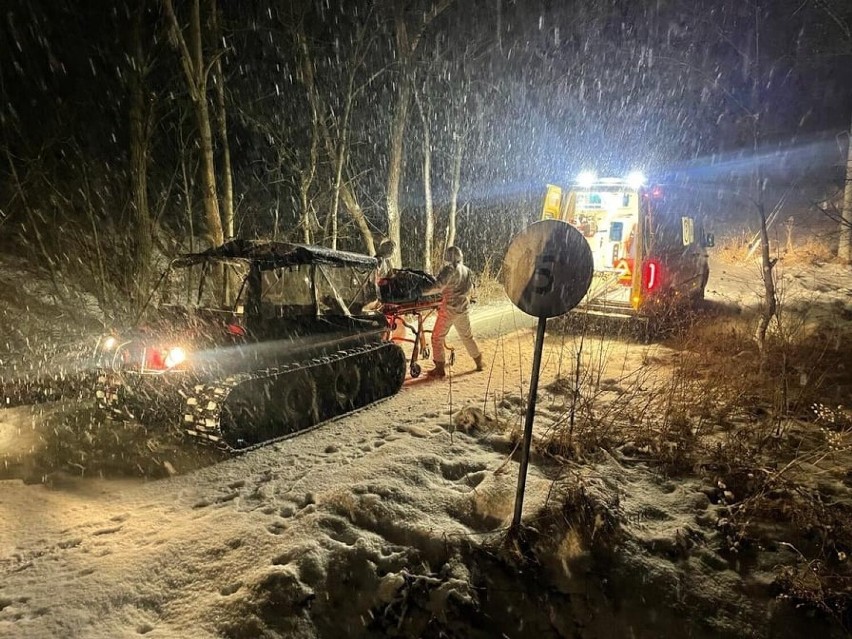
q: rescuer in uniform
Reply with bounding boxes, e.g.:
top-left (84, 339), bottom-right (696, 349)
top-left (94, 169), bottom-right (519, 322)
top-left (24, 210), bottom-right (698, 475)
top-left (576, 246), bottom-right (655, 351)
top-left (374, 238), bottom-right (396, 278)
top-left (427, 246), bottom-right (483, 378)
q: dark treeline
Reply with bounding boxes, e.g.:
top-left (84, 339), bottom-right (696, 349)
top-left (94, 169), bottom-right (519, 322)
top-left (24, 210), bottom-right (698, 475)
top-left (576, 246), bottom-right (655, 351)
top-left (0, 0), bottom-right (849, 314)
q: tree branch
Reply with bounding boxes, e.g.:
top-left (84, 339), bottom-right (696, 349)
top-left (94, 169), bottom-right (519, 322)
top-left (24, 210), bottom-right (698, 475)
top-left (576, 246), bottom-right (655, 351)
top-left (162, 0), bottom-right (200, 100)
top-left (813, 0), bottom-right (851, 40)
top-left (409, 0), bottom-right (455, 53)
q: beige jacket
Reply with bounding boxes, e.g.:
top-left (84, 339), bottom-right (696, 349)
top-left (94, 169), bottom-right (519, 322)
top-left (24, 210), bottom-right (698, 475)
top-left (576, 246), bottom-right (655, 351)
top-left (434, 262), bottom-right (476, 314)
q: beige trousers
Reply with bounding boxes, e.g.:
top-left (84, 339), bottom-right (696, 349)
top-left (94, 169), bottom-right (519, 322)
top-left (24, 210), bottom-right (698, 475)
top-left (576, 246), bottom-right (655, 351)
top-left (431, 305), bottom-right (480, 364)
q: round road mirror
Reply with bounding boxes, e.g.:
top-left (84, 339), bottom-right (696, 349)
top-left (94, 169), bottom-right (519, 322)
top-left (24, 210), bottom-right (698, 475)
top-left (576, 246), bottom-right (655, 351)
top-left (502, 219), bottom-right (594, 318)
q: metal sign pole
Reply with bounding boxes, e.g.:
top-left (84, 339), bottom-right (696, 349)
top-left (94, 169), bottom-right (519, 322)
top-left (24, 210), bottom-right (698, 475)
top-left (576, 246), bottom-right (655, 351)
top-left (511, 315), bottom-right (547, 531)
top-left (501, 219), bottom-right (594, 537)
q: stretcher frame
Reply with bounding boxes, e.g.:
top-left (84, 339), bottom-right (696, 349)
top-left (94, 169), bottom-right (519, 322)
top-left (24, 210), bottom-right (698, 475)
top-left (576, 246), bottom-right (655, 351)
top-left (381, 295), bottom-right (454, 378)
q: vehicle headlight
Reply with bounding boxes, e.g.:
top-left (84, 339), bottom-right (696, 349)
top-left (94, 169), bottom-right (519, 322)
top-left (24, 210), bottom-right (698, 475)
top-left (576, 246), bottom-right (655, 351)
top-left (576, 170), bottom-right (597, 188)
top-left (164, 347), bottom-right (187, 369)
top-left (626, 170), bottom-right (646, 190)
top-left (145, 346), bottom-right (188, 371)
top-left (102, 336), bottom-right (117, 350)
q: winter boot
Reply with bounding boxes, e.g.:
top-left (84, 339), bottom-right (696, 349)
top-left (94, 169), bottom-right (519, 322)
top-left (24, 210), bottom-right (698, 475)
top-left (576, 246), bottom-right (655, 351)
top-left (428, 361), bottom-right (446, 378)
top-left (474, 355), bottom-right (484, 371)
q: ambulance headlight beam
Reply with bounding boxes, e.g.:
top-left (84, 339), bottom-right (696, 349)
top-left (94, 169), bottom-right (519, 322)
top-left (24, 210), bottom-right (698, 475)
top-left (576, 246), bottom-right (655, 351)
top-left (626, 171), bottom-right (646, 190)
top-left (576, 171), bottom-right (597, 188)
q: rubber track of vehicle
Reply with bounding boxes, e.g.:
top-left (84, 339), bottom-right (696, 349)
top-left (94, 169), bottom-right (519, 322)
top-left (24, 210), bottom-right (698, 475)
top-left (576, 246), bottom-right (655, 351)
top-left (181, 341), bottom-right (401, 454)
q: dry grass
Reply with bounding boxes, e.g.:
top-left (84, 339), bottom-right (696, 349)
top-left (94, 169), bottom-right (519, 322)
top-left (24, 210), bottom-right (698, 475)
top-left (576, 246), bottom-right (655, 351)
top-left (780, 235), bottom-right (837, 266)
top-left (535, 298), bottom-right (852, 630)
top-left (715, 229), bottom-right (756, 264)
top-left (475, 256), bottom-right (508, 304)
top-left (716, 220), bottom-right (841, 268)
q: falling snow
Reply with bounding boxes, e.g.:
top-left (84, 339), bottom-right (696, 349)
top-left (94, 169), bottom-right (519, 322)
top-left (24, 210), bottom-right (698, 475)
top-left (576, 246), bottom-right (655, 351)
top-left (1, 0), bottom-right (852, 637)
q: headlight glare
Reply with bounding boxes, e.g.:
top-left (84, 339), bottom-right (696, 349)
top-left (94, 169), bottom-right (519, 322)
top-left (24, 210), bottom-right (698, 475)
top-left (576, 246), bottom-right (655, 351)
top-left (164, 347), bottom-right (187, 369)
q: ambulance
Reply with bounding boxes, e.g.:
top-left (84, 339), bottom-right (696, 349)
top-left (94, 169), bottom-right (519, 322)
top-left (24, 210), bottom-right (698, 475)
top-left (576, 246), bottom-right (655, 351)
top-left (541, 172), bottom-right (714, 321)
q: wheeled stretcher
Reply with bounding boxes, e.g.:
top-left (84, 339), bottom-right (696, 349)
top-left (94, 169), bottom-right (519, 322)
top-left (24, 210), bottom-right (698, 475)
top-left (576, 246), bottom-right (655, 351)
top-left (381, 295), bottom-right (454, 378)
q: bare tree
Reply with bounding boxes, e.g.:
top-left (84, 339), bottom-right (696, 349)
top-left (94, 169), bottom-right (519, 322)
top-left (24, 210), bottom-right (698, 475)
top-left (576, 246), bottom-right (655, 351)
top-left (231, 79), bottom-right (319, 244)
top-left (327, 21), bottom-right (374, 251)
top-left (2, 146), bottom-right (71, 311)
top-left (209, 0), bottom-right (235, 239)
top-left (748, 2), bottom-right (777, 359)
top-left (443, 42), bottom-right (489, 252)
top-left (414, 84), bottom-right (434, 272)
top-left (300, 105), bottom-right (320, 245)
top-left (292, 28), bottom-right (321, 245)
top-left (811, 2), bottom-right (852, 261)
top-left (445, 92), bottom-right (471, 251)
top-left (678, 2), bottom-right (777, 356)
top-left (128, 1), bottom-right (156, 309)
top-left (162, 0), bottom-right (224, 248)
top-left (842, 114), bottom-right (852, 263)
top-left (294, 22), bottom-right (375, 254)
top-left (384, 0), bottom-right (454, 268)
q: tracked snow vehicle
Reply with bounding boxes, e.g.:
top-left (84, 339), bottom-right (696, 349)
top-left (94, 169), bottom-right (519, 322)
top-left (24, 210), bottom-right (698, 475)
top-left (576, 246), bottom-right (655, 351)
top-left (94, 240), bottom-right (406, 452)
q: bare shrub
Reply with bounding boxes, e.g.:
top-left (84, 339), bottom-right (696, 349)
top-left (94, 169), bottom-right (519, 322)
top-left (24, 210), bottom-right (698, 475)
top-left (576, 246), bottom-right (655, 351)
top-left (536, 330), bottom-right (660, 461)
top-left (717, 468), bottom-right (852, 632)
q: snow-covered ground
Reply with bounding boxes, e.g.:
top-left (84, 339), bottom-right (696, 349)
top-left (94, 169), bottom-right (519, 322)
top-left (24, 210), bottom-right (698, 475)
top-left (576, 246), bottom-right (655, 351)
top-left (0, 301), bottom-right (571, 639)
top-left (1, 253), bottom-right (851, 639)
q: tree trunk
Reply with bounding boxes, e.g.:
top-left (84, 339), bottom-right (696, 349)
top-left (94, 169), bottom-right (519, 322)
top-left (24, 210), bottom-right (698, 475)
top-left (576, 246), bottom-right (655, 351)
top-left (339, 188), bottom-right (375, 255)
top-left (751, 1), bottom-right (776, 360)
top-left (299, 179), bottom-right (313, 244)
top-left (296, 37), bottom-right (320, 245)
top-left (755, 201), bottom-right (777, 357)
top-left (385, 0), bottom-right (454, 267)
top-left (196, 94), bottom-right (224, 247)
top-left (129, 4), bottom-right (154, 310)
top-left (210, 0), bottom-right (234, 239)
top-left (386, 74), bottom-right (411, 268)
top-left (447, 131), bottom-right (465, 249)
top-left (840, 114), bottom-right (852, 262)
top-left (329, 77), bottom-right (355, 251)
top-left (163, 0), bottom-right (224, 249)
top-left (299, 67), bottom-right (318, 245)
top-left (178, 131), bottom-right (196, 302)
top-left (415, 89), bottom-right (434, 272)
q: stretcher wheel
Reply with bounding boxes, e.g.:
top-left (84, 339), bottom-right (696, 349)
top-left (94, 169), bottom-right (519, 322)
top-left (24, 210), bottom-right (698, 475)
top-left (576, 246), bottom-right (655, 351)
top-left (410, 362), bottom-right (422, 378)
top-left (422, 347), bottom-right (430, 359)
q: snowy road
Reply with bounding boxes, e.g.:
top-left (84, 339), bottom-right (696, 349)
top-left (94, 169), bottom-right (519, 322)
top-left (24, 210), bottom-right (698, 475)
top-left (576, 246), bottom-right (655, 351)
top-left (468, 301), bottom-right (536, 339)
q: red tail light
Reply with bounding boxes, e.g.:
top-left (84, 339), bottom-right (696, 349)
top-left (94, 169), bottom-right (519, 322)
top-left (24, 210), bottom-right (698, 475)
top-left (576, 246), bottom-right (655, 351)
top-left (643, 259), bottom-right (662, 293)
top-left (145, 348), bottom-right (166, 370)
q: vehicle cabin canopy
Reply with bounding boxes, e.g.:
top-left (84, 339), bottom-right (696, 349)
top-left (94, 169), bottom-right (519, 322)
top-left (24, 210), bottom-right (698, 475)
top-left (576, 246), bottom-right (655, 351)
top-left (170, 239), bottom-right (379, 270)
top-left (162, 240), bottom-right (380, 316)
